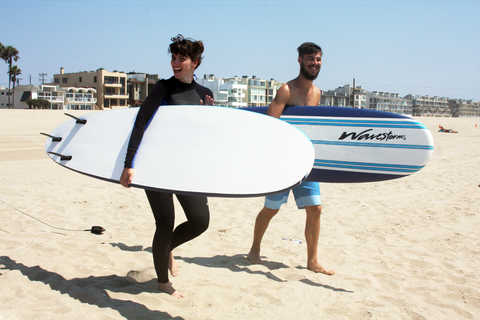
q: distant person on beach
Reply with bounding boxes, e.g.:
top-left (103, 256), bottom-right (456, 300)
top-left (247, 42), bottom-right (334, 276)
top-left (438, 125), bottom-right (458, 133)
top-left (120, 34), bottom-right (214, 297)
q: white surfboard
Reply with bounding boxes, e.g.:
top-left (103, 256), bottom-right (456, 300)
top-left (43, 105), bottom-right (314, 197)
top-left (243, 106), bottom-right (434, 182)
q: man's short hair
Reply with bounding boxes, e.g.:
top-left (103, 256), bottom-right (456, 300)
top-left (297, 42), bottom-right (322, 57)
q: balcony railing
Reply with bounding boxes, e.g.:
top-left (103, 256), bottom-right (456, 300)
top-left (104, 94), bottom-right (129, 99)
top-left (37, 94), bottom-right (64, 102)
top-left (65, 97), bottom-right (97, 103)
top-left (104, 82), bottom-right (122, 87)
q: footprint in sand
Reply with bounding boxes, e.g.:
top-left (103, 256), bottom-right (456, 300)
top-left (126, 269), bottom-right (156, 283)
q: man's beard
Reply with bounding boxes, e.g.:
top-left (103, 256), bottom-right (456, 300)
top-left (300, 63), bottom-right (320, 80)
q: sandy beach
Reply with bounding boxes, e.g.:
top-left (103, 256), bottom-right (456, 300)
top-left (0, 109), bottom-right (479, 320)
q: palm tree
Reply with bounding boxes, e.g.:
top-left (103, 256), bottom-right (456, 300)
top-left (1, 46), bottom-right (20, 108)
top-left (9, 65), bottom-right (22, 108)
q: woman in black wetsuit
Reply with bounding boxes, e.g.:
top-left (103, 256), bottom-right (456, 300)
top-left (120, 34), bottom-right (214, 297)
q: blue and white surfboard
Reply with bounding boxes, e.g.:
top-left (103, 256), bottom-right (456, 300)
top-left (243, 106), bottom-right (434, 183)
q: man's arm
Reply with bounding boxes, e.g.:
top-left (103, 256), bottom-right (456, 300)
top-left (267, 84), bottom-right (290, 118)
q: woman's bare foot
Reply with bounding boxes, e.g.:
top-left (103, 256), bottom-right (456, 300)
top-left (158, 281), bottom-right (183, 298)
top-left (307, 261), bottom-right (335, 275)
top-left (169, 252), bottom-right (178, 277)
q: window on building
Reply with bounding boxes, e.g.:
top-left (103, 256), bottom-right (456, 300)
top-left (79, 77), bottom-right (82, 82)
top-left (62, 78), bottom-right (68, 84)
top-left (54, 78), bottom-right (60, 83)
top-left (94, 76), bottom-right (97, 83)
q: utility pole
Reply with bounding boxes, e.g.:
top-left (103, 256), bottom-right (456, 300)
top-left (39, 72), bottom-right (47, 84)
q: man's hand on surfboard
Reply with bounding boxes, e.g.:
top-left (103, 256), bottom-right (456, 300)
top-left (120, 168), bottom-right (134, 188)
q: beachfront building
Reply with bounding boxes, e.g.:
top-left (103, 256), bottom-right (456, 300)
top-left (368, 91), bottom-right (413, 115)
top-left (0, 84), bottom-right (97, 110)
top-left (36, 85), bottom-right (64, 109)
top-left (222, 77), bottom-right (248, 108)
top-left (52, 67), bottom-right (128, 109)
top-left (246, 76), bottom-right (267, 106)
top-left (266, 79), bottom-right (282, 104)
top-left (0, 86), bottom-right (8, 108)
top-left (321, 85), bottom-right (351, 107)
top-left (63, 87), bottom-right (97, 110)
top-left (127, 72), bottom-right (158, 106)
top-left (37, 85), bottom-right (97, 110)
top-left (0, 85), bottom-right (38, 109)
top-left (1, 86), bottom-right (12, 108)
top-left (38, 85), bottom-right (97, 110)
top-left (198, 74), bottom-right (229, 106)
top-left (322, 83), bottom-right (367, 108)
top-left (448, 99), bottom-right (480, 117)
top-left (352, 86), bottom-right (368, 109)
top-left (199, 74), bottom-right (282, 108)
top-left (406, 95), bottom-right (449, 116)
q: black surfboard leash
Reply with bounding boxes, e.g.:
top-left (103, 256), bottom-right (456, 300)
top-left (0, 198), bottom-right (105, 235)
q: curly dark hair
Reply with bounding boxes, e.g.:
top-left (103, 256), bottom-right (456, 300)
top-left (297, 42), bottom-right (322, 57)
top-left (169, 34), bottom-right (205, 68)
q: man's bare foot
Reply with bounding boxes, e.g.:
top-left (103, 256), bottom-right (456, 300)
top-left (247, 248), bottom-right (262, 264)
top-left (158, 281), bottom-right (183, 298)
top-left (307, 261), bottom-right (335, 275)
top-left (169, 252), bottom-right (178, 277)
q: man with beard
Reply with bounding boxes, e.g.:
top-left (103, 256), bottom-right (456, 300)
top-left (247, 42), bottom-right (334, 276)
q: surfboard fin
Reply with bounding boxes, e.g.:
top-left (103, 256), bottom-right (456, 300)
top-left (40, 132), bottom-right (62, 142)
top-left (64, 113), bottom-right (87, 124)
top-left (47, 151), bottom-right (72, 161)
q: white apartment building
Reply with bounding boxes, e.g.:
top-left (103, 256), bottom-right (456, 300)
top-left (266, 79), bottom-right (282, 104)
top-left (0, 85), bottom-right (96, 110)
top-left (322, 84), bottom-right (368, 108)
top-left (368, 91), bottom-right (413, 115)
top-left (247, 76), bottom-right (267, 106)
top-left (353, 89), bottom-right (368, 108)
top-left (405, 95), bottom-right (449, 116)
top-left (200, 74), bottom-right (248, 107)
top-left (448, 99), bottom-right (480, 117)
top-left (199, 74), bottom-right (282, 108)
top-left (37, 85), bottom-right (64, 109)
top-left (0, 85), bottom-right (37, 109)
top-left (222, 80), bottom-right (248, 108)
top-left (198, 74), bottom-right (229, 106)
top-left (321, 85), bottom-right (351, 107)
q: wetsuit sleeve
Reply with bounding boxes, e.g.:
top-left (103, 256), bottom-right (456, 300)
top-left (124, 81), bottom-right (168, 168)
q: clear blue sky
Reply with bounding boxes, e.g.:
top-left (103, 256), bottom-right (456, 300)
top-left (1, 0), bottom-right (479, 100)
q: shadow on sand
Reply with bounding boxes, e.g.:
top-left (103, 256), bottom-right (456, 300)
top-left (109, 242), bottom-right (288, 282)
top-left (109, 242), bottom-right (354, 293)
top-left (0, 256), bottom-right (183, 320)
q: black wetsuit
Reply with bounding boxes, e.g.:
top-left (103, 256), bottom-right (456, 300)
top-left (125, 76), bottom-right (212, 283)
